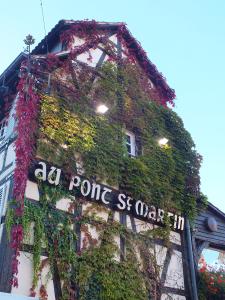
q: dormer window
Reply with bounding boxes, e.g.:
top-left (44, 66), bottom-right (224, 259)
top-left (0, 119), bottom-right (6, 141)
top-left (125, 130), bottom-right (136, 157)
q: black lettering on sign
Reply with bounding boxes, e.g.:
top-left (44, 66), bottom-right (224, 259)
top-left (30, 160), bottom-right (185, 231)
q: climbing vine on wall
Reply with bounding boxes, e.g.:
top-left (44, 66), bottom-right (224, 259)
top-left (7, 184), bottom-right (160, 299)
top-left (8, 20), bottom-right (206, 299)
top-left (9, 60), bottom-right (40, 287)
top-left (37, 60), bottom-right (203, 220)
top-left (28, 61), bottom-right (203, 298)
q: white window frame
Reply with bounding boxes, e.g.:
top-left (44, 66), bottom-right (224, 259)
top-left (0, 181), bottom-right (10, 242)
top-left (125, 130), bottom-right (136, 157)
top-left (0, 182), bottom-right (9, 220)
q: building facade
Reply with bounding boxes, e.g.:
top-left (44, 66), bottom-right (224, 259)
top-left (0, 20), bottom-right (210, 300)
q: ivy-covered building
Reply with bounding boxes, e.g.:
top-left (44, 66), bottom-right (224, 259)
top-left (0, 20), bottom-right (213, 300)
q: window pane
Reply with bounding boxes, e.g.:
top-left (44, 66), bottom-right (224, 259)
top-left (127, 145), bottom-right (131, 154)
top-left (126, 135), bottom-right (131, 144)
top-left (125, 131), bottom-right (136, 157)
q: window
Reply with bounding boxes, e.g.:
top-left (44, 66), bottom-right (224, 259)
top-left (0, 182), bottom-right (10, 219)
top-left (0, 118), bottom-right (7, 141)
top-left (125, 130), bottom-right (136, 157)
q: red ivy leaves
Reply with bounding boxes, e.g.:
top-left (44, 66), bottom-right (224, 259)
top-left (11, 61), bottom-right (40, 287)
top-left (60, 20), bottom-right (99, 48)
top-left (40, 285), bottom-right (48, 300)
top-left (14, 66), bottom-right (40, 203)
top-left (60, 21), bottom-right (175, 106)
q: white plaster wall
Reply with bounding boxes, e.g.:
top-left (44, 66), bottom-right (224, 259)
top-left (0, 151), bottom-right (4, 170)
top-left (126, 215), bottom-right (133, 230)
top-left (80, 223), bottom-right (100, 250)
top-left (113, 211), bottom-right (120, 223)
top-left (0, 164), bottom-right (14, 182)
top-left (23, 222), bottom-right (35, 246)
top-left (73, 37), bottom-right (85, 47)
top-left (134, 218), bottom-right (154, 233)
top-left (11, 252), bottom-right (55, 300)
top-left (169, 231), bottom-right (181, 246)
top-left (5, 143), bottom-right (16, 167)
top-left (113, 235), bottom-right (120, 262)
top-left (161, 294), bottom-right (186, 300)
top-left (77, 48), bottom-right (106, 68)
top-left (108, 34), bottom-right (118, 45)
top-left (25, 181), bottom-right (39, 201)
top-left (155, 244), bottom-right (168, 278)
top-left (87, 224), bottom-right (100, 243)
top-left (56, 197), bottom-right (74, 213)
top-left (82, 202), bottom-right (109, 222)
top-left (134, 244), bottom-right (143, 270)
top-left (164, 250), bottom-right (185, 290)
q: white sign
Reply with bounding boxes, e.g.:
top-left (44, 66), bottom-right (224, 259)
top-left (32, 160), bottom-right (185, 231)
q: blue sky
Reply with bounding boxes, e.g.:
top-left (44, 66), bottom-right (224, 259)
top-left (1, 0), bottom-right (225, 211)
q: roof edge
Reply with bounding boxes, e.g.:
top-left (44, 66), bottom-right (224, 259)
top-left (0, 52), bottom-right (27, 84)
top-left (31, 20), bottom-right (176, 104)
top-left (207, 201), bottom-right (225, 220)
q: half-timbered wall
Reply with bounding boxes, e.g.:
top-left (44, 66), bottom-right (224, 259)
top-left (11, 179), bottom-right (188, 300)
top-left (0, 98), bottom-right (17, 293)
top-left (0, 25), bottom-right (193, 300)
top-left (0, 98), bottom-right (17, 240)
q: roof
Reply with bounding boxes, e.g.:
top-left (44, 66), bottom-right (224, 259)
top-left (207, 201), bottom-right (225, 220)
top-left (32, 20), bottom-right (125, 54)
top-left (194, 201), bottom-right (225, 250)
top-left (0, 20), bottom-right (176, 104)
top-left (0, 52), bottom-right (27, 85)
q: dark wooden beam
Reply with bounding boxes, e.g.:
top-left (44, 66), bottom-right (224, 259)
top-left (0, 227), bottom-right (13, 292)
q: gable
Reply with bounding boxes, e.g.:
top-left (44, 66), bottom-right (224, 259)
top-left (31, 20), bottom-right (175, 106)
top-left (194, 203), bottom-right (225, 250)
